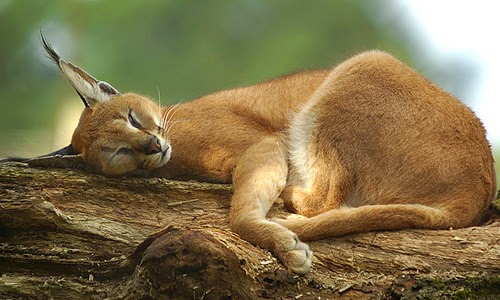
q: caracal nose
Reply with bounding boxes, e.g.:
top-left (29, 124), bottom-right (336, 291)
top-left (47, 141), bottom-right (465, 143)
top-left (146, 136), bottom-right (162, 155)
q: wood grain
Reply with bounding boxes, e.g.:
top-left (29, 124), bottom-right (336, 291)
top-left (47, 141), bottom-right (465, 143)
top-left (1, 162), bottom-right (499, 299)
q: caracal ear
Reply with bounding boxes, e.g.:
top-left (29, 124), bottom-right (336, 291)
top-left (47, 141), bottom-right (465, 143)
top-left (40, 31), bottom-right (121, 107)
top-left (27, 144), bottom-right (94, 173)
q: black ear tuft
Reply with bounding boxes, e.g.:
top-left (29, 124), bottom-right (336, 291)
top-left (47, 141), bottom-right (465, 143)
top-left (40, 28), bottom-right (60, 64)
top-left (39, 29), bottom-right (91, 108)
top-left (0, 144), bottom-right (77, 164)
top-left (0, 144), bottom-right (93, 173)
top-left (0, 156), bottom-right (30, 163)
top-left (41, 144), bottom-right (77, 157)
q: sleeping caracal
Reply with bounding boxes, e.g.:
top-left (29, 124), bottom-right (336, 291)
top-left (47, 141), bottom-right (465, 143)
top-left (3, 34), bottom-right (496, 274)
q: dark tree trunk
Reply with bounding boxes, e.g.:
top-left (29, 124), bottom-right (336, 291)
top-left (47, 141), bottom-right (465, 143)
top-left (1, 162), bottom-right (499, 299)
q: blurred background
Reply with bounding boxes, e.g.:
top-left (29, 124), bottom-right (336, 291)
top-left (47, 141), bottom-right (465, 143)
top-left (0, 0), bottom-right (498, 184)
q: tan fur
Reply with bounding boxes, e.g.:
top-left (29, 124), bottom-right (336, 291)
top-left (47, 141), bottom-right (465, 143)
top-left (53, 50), bottom-right (497, 274)
top-left (72, 94), bottom-right (171, 176)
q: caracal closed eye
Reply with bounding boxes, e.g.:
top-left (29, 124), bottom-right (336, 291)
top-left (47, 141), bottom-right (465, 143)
top-left (41, 35), bottom-right (172, 176)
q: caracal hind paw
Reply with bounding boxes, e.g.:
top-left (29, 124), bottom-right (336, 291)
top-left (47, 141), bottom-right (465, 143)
top-left (279, 233), bottom-right (313, 275)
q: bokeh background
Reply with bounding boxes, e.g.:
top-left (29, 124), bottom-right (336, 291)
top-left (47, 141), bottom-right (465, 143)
top-left (0, 0), bottom-right (498, 184)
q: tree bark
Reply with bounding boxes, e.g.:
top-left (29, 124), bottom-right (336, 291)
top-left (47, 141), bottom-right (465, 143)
top-left (1, 162), bottom-right (499, 299)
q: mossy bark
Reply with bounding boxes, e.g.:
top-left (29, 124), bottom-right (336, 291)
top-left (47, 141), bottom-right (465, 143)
top-left (1, 162), bottom-right (499, 299)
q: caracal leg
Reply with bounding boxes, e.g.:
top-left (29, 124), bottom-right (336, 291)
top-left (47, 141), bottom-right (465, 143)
top-left (229, 134), bottom-right (313, 274)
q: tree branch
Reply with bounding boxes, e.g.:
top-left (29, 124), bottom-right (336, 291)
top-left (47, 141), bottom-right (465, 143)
top-left (1, 162), bottom-right (499, 299)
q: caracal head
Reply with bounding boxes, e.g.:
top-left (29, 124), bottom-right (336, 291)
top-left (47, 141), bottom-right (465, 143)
top-left (41, 33), bottom-right (171, 176)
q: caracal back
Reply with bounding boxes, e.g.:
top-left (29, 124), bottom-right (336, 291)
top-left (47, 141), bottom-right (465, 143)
top-left (281, 51), bottom-right (497, 241)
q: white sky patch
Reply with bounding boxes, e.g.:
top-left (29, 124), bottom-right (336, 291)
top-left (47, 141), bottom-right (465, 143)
top-left (396, 0), bottom-right (500, 145)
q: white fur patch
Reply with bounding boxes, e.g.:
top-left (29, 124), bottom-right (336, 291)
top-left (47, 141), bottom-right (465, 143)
top-left (288, 71), bottom-right (335, 189)
top-left (288, 102), bottom-right (317, 189)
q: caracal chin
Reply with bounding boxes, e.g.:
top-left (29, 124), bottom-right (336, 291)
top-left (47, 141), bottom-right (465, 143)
top-left (3, 33), bottom-right (496, 275)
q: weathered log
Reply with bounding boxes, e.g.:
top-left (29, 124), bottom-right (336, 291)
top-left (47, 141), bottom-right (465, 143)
top-left (0, 162), bottom-right (499, 299)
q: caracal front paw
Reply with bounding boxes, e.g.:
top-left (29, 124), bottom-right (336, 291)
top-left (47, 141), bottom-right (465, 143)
top-left (276, 232), bottom-right (313, 275)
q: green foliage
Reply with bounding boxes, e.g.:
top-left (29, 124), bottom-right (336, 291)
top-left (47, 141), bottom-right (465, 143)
top-left (0, 0), bottom-right (476, 157)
